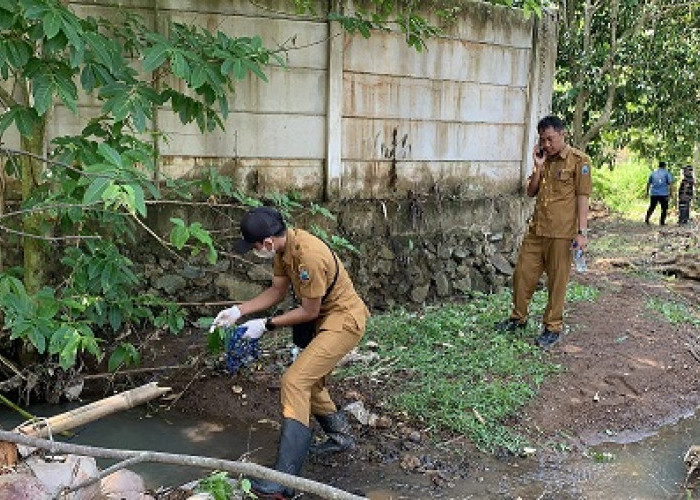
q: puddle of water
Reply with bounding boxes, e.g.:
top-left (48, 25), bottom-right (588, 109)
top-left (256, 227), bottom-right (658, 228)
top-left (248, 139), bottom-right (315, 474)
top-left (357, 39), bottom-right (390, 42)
top-left (0, 403), bottom-right (278, 488)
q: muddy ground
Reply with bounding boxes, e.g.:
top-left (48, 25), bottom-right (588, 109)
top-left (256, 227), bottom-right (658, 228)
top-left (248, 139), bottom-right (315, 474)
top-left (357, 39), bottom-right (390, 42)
top-left (130, 213), bottom-right (700, 498)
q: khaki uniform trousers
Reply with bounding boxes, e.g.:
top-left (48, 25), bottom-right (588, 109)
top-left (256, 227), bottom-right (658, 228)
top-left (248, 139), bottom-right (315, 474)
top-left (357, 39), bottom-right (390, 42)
top-left (281, 314), bottom-right (363, 426)
top-left (510, 232), bottom-right (573, 333)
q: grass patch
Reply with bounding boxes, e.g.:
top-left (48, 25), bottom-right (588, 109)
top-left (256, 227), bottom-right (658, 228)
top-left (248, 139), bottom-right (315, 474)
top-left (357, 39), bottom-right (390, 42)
top-left (592, 157), bottom-right (650, 219)
top-left (341, 283), bottom-right (600, 454)
top-left (646, 298), bottom-right (700, 326)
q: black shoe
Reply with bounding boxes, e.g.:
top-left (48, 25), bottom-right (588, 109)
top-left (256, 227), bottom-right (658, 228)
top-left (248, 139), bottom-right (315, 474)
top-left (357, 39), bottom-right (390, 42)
top-left (495, 318), bottom-right (526, 332)
top-left (311, 411), bottom-right (355, 455)
top-left (535, 329), bottom-right (561, 348)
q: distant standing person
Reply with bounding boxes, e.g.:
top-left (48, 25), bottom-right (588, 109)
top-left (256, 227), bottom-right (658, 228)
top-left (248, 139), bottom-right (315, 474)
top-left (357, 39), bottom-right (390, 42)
top-left (645, 161), bottom-right (674, 225)
top-left (678, 165), bottom-right (695, 225)
top-left (495, 115), bottom-right (592, 348)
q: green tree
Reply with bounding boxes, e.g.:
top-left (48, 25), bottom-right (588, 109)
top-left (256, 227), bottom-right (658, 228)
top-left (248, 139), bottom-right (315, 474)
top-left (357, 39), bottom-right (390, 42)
top-left (0, 0), bottom-right (284, 371)
top-left (554, 0), bottom-right (700, 166)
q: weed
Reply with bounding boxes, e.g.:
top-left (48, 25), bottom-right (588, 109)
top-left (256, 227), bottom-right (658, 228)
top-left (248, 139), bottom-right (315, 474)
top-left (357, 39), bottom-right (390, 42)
top-left (588, 450), bottom-right (615, 463)
top-left (646, 298), bottom-right (700, 326)
top-left (592, 158), bottom-right (649, 217)
top-left (339, 283), bottom-right (599, 454)
top-left (195, 472), bottom-right (255, 500)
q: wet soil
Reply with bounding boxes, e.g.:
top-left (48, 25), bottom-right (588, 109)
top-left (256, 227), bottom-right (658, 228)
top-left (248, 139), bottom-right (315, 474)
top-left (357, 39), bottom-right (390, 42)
top-left (130, 214), bottom-right (700, 499)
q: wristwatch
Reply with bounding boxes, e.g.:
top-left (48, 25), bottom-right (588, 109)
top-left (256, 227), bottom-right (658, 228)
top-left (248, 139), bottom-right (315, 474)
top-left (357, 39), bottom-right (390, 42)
top-left (577, 229), bottom-right (588, 237)
top-left (265, 317), bottom-right (277, 330)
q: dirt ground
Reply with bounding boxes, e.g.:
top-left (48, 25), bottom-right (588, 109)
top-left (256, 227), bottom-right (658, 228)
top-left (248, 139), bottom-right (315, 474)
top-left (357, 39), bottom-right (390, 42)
top-left (133, 213), bottom-right (700, 497)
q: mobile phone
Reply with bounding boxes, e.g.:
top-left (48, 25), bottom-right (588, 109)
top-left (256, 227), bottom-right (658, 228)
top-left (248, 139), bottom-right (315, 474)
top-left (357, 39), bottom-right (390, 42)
top-left (536, 147), bottom-right (545, 159)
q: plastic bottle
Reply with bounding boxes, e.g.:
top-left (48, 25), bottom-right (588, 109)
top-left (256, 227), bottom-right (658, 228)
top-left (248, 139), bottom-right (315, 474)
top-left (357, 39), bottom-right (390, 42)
top-left (573, 248), bottom-right (587, 273)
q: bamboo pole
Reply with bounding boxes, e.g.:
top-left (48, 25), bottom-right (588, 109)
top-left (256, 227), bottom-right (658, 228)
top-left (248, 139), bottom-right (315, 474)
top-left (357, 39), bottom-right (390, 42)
top-left (14, 382), bottom-right (171, 438)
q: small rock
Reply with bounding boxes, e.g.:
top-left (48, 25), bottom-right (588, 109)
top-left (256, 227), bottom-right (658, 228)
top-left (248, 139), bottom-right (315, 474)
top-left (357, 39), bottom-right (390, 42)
top-left (408, 431), bottom-right (422, 443)
top-left (400, 453), bottom-right (421, 471)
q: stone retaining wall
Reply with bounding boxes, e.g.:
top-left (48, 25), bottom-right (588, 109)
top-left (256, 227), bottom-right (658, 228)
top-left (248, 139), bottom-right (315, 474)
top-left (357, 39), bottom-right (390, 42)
top-left (128, 194), bottom-right (530, 315)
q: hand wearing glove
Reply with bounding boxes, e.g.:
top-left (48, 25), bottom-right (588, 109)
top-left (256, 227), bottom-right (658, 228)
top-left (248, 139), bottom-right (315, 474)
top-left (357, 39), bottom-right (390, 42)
top-left (210, 305), bottom-right (241, 332)
top-left (240, 318), bottom-right (267, 340)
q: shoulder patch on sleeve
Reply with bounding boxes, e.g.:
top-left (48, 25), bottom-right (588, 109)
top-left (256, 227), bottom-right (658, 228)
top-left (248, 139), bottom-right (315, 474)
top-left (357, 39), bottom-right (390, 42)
top-left (581, 164), bottom-right (590, 175)
top-left (299, 266), bottom-right (310, 283)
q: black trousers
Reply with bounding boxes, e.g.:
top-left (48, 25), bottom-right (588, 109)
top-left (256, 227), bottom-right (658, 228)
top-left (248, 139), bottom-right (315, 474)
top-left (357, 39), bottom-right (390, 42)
top-left (646, 195), bottom-right (669, 225)
top-left (679, 200), bottom-right (691, 224)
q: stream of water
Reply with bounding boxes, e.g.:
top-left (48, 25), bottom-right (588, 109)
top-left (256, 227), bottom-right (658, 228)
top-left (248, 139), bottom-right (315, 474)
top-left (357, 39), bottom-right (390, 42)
top-left (1, 403), bottom-right (698, 499)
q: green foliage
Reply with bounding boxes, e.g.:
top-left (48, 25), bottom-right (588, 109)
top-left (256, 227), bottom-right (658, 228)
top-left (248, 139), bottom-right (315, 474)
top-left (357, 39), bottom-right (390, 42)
top-left (554, 0), bottom-right (700, 164)
top-left (592, 157), bottom-right (650, 216)
top-left (207, 326), bottom-right (228, 355)
top-left (341, 283), bottom-right (599, 453)
top-left (0, 239), bottom-right (185, 370)
top-left (194, 471), bottom-right (234, 500)
top-left (170, 218), bottom-right (218, 264)
top-left (108, 342), bottom-right (141, 372)
top-left (309, 224), bottom-right (359, 254)
top-left (193, 471), bottom-right (255, 500)
top-left (588, 450), bottom-right (615, 463)
top-left (646, 298), bottom-right (700, 327)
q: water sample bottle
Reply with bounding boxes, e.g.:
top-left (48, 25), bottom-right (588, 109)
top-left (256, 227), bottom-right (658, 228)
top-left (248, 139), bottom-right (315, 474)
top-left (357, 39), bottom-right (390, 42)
top-left (573, 248), bottom-right (587, 273)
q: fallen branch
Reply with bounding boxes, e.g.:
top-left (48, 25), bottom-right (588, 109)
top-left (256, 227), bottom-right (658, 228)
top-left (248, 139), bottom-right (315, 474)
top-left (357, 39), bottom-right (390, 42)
top-left (0, 430), bottom-right (366, 500)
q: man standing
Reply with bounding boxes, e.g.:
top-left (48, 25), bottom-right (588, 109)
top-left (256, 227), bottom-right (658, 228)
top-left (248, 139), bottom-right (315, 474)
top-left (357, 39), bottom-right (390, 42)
top-left (678, 165), bottom-right (695, 225)
top-left (496, 115), bottom-right (592, 348)
top-left (210, 206), bottom-right (369, 499)
top-left (645, 161), bottom-right (674, 225)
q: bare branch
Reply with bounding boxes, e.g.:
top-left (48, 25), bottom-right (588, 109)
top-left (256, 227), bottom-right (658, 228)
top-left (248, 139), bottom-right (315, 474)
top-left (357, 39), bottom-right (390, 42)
top-left (0, 430), bottom-right (367, 500)
top-left (129, 213), bottom-right (186, 262)
top-left (1, 147), bottom-right (104, 179)
top-left (0, 202), bottom-right (102, 223)
top-left (0, 224), bottom-right (101, 241)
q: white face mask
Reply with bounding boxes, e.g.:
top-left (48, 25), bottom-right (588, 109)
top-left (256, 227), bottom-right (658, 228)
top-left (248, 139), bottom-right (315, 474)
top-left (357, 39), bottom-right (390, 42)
top-left (252, 241), bottom-right (275, 259)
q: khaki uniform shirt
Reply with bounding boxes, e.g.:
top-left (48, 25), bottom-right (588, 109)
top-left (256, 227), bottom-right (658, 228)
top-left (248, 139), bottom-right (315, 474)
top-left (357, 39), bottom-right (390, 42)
top-left (530, 144), bottom-right (592, 238)
top-left (273, 228), bottom-right (369, 332)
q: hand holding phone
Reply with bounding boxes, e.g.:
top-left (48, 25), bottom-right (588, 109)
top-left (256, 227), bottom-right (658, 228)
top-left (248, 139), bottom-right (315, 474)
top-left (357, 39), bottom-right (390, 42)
top-left (536, 147), bottom-right (545, 159)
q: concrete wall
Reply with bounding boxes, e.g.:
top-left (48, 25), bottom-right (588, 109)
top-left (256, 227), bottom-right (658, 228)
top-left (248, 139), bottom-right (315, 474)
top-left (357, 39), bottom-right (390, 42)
top-left (0, 1), bottom-right (560, 309)
top-left (3, 0), bottom-right (557, 202)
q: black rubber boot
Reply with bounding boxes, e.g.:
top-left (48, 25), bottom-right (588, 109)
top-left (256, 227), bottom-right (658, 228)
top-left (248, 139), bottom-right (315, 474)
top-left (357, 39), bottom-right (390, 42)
top-left (310, 411), bottom-right (355, 455)
top-left (250, 418), bottom-right (312, 499)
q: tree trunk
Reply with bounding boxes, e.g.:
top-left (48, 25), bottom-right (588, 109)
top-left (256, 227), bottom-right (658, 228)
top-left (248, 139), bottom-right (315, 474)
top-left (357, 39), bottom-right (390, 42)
top-left (19, 122), bottom-right (46, 295)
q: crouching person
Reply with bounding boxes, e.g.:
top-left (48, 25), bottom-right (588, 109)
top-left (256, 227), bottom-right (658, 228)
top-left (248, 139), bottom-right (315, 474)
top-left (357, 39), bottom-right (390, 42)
top-left (211, 206), bottom-right (370, 498)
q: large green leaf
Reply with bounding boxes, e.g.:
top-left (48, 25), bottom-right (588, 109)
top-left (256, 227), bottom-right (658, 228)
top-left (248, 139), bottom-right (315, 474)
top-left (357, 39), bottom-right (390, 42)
top-left (83, 176), bottom-right (113, 205)
top-left (0, 108), bottom-right (17, 136)
top-left (142, 43), bottom-right (170, 72)
top-left (14, 107), bottom-right (39, 137)
top-left (60, 11), bottom-right (84, 50)
top-left (129, 183), bottom-right (147, 217)
top-left (97, 142), bottom-right (124, 168)
top-left (5, 39), bottom-right (31, 68)
top-left (170, 224), bottom-right (189, 249)
top-left (84, 31), bottom-right (113, 70)
top-left (32, 75), bottom-right (54, 117)
top-left (42, 9), bottom-right (61, 39)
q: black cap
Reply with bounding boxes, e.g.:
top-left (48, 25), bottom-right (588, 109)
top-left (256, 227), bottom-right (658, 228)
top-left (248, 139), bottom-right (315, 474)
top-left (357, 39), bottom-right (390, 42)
top-left (235, 206), bottom-right (286, 253)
